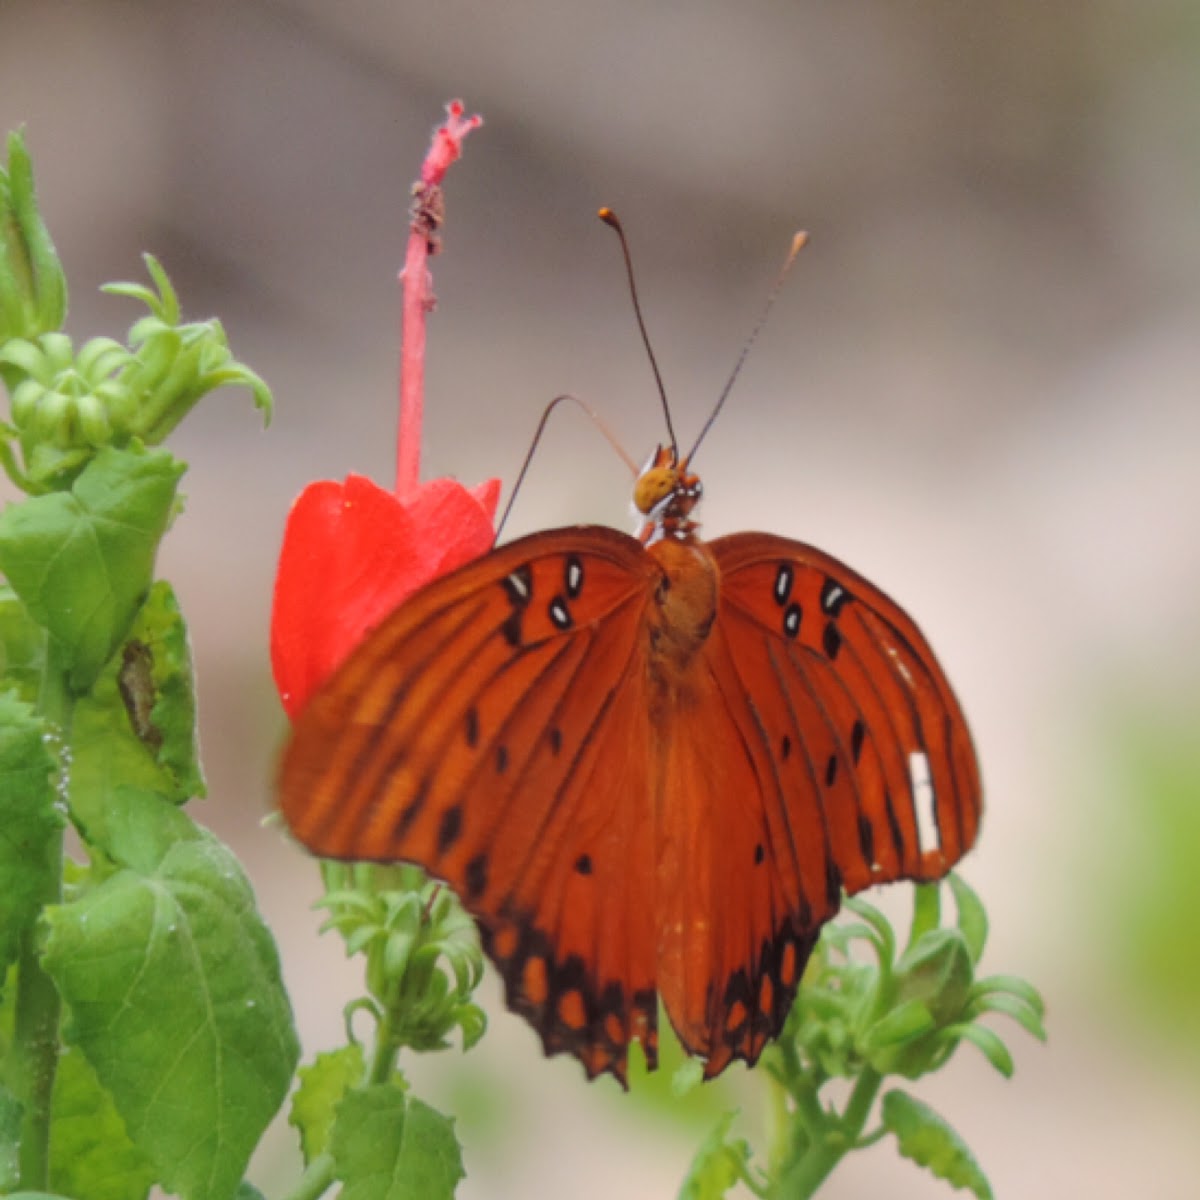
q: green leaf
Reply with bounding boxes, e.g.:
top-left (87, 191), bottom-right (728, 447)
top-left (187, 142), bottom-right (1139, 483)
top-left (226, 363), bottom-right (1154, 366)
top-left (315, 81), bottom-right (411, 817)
top-left (290, 1044), bottom-right (366, 1165)
top-left (330, 1084), bottom-right (464, 1200)
top-left (676, 1112), bottom-right (753, 1200)
top-left (948, 875), bottom-right (988, 964)
top-left (0, 445), bottom-right (184, 691)
top-left (48, 1046), bottom-right (156, 1200)
top-left (0, 688), bottom-right (63, 978)
top-left (0, 584), bottom-right (47, 706)
top-left (0, 1084), bottom-right (21, 1192)
top-left (126, 581), bottom-right (203, 797)
top-left (233, 1184), bottom-right (266, 1200)
top-left (68, 582), bottom-right (204, 843)
top-left (41, 789), bottom-right (299, 1200)
top-left (881, 1089), bottom-right (993, 1200)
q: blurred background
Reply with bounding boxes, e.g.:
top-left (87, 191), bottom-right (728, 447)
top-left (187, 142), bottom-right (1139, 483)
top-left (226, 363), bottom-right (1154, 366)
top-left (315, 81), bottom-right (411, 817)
top-left (3, 0), bottom-right (1199, 1195)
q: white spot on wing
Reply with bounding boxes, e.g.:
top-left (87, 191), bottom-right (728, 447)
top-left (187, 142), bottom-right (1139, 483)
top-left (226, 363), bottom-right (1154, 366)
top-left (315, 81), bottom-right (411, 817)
top-left (506, 570), bottom-right (530, 600)
top-left (909, 751), bottom-right (939, 855)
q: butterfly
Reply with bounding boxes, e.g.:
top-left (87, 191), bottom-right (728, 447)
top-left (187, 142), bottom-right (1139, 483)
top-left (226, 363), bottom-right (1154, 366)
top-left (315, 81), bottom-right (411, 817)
top-left (278, 436), bottom-right (982, 1086)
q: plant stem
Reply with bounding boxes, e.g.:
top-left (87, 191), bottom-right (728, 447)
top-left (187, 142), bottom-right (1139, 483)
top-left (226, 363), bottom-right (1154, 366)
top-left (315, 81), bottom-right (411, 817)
top-left (774, 1067), bottom-right (884, 1199)
top-left (366, 1005), bottom-right (404, 1086)
top-left (282, 1151), bottom-right (337, 1200)
top-left (13, 643), bottom-right (71, 1188)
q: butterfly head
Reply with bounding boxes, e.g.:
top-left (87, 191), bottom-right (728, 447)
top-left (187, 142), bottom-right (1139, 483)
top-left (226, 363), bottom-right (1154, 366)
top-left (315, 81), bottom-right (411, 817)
top-left (633, 445), bottom-right (702, 542)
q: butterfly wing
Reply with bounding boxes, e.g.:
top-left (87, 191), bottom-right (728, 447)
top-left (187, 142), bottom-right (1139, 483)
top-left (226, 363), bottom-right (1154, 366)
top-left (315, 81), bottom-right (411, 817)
top-left (279, 526), bottom-right (664, 1083)
top-left (654, 532), bottom-right (982, 1076)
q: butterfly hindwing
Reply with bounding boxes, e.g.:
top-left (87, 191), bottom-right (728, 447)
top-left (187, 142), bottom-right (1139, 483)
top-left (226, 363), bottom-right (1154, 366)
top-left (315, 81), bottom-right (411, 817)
top-left (279, 525), bottom-right (664, 1083)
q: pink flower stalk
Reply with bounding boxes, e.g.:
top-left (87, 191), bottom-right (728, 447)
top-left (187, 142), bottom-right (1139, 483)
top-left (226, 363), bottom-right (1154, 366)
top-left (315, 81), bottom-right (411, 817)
top-left (272, 100), bottom-right (497, 719)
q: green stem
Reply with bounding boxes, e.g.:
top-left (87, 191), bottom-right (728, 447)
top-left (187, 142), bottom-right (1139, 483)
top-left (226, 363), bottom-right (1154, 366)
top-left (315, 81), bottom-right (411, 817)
top-left (774, 1067), bottom-right (883, 1199)
top-left (13, 642), bottom-right (71, 1188)
top-left (281, 1151), bottom-right (337, 1200)
top-left (366, 1006), bottom-right (404, 1086)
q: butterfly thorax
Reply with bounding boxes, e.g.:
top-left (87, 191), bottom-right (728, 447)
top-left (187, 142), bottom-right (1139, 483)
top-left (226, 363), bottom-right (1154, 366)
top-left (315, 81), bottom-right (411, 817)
top-left (645, 535), bottom-right (719, 694)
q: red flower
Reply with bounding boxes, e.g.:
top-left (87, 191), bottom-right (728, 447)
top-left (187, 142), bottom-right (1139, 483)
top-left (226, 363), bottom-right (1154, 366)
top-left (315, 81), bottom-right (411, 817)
top-left (271, 101), bottom-right (493, 719)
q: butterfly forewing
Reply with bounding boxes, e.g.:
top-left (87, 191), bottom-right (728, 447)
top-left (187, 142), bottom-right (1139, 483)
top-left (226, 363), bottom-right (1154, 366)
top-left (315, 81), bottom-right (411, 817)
top-left (279, 526), bottom-right (666, 1083)
top-left (710, 533), bottom-right (982, 888)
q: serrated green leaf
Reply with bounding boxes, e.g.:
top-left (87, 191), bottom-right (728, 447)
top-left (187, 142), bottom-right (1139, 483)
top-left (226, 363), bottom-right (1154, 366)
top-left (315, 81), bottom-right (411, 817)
top-left (64, 581), bottom-right (202, 847)
top-left (290, 1044), bottom-right (366, 1164)
top-left (330, 1085), bottom-right (464, 1200)
top-left (676, 1112), bottom-right (752, 1200)
top-left (0, 688), bottom-right (63, 977)
top-left (0, 585), bottom-right (48, 705)
top-left (882, 1089), bottom-right (993, 1200)
top-left (41, 789), bottom-right (299, 1200)
top-left (122, 580), bottom-right (204, 799)
top-left (48, 1046), bottom-right (155, 1200)
top-left (948, 875), bottom-right (988, 964)
top-left (0, 1083), bottom-right (21, 1192)
top-left (0, 446), bottom-right (184, 691)
top-left (68, 713), bottom-right (169, 852)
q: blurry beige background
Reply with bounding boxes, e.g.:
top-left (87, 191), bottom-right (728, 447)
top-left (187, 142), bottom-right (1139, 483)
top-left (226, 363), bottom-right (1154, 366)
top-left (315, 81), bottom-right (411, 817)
top-left (4, 1), bottom-right (1200, 1196)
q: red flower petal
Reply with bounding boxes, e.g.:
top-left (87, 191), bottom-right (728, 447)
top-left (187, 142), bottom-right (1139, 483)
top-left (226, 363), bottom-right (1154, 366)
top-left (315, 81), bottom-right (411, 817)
top-left (271, 472), bottom-right (498, 718)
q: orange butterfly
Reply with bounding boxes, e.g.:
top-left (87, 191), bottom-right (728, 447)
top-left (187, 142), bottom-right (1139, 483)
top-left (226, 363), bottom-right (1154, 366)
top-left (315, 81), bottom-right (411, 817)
top-left (279, 218), bottom-right (982, 1085)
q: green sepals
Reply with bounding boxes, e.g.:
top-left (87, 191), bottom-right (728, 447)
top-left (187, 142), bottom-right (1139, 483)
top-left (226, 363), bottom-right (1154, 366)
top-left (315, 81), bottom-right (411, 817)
top-left (290, 1044), bottom-right (366, 1165)
top-left (41, 789), bottom-right (299, 1200)
top-left (677, 1112), bottom-right (756, 1200)
top-left (329, 1084), bottom-right (464, 1200)
top-left (0, 689), bottom-right (63, 981)
top-left (0, 445), bottom-right (184, 692)
top-left (0, 132), bottom-right (66, 346)
top-left (317, 864), bottom-right (486, 1055)
top-left (103, 255), bottom-right (272, 444)
top-left (947, 874), bottom-right (988, 964)
top-left (881, 1090), bottom-right (993, 1200)
top-left (48, 1046), bottom-right (156, 1200)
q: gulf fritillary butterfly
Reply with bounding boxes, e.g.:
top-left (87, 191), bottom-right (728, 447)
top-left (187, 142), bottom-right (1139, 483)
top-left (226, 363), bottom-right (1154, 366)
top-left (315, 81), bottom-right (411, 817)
top-left (280, 211), bottom-right (981, 1084)
top-left (279, 442), bottom-right (982, 1085)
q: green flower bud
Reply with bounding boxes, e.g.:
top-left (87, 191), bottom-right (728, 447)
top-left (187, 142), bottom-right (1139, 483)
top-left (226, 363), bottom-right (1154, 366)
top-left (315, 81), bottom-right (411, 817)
top-left (0, 132), bottom-right (67, 343)
top-left (895, 929), bottom-right (974, 1025)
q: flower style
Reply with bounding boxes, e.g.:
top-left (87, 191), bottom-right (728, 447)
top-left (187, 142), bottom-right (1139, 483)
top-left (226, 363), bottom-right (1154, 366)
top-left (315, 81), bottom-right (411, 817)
top-left (271, 101), bottom-right (496, 719)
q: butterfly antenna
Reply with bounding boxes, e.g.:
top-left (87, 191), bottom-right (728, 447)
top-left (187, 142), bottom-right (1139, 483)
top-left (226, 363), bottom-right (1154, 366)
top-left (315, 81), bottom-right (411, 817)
top-left (495, 393), bottom-right (639, 540)
top-left (685, 230), bottom-right (809, 465)
top-left (598, 208), bottom-right (678, 455)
